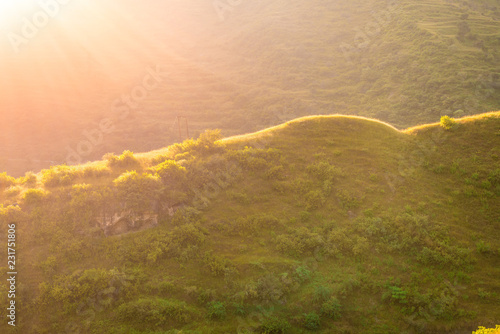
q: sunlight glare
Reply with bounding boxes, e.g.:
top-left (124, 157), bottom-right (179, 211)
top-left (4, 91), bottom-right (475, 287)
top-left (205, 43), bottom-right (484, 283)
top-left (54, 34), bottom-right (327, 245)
top-left (0, 0), bottom-right (31, 28)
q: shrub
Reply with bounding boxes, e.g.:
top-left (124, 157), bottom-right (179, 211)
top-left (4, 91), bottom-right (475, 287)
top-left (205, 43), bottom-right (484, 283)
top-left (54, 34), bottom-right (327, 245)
top-left (305, 190), bottom-right (326, 210)
top-left (41, 165), bottom-right (81, 187)
top-left (22, 189), bottom-right (48, 206)
top-left (440, 116), bottom-right (456, 130)
top-left (336, 189), bottom-right (360, 209)
top-left (105, 150), bottom-right (139, 168)
top-left (202, 252), bottom-right (234, 277)
top-left (477, 288), bottom-right (490, 300)
top-left (227, 191), bottom-right (250, 204)
top-left (325, 228), bottom-right (354, 256)
top-left (17, 171), bottom-right (37, 187)
top-left (488, 169), bottom-right (500, 186)
top-left (472, 326), bottom-right (500, 334)
top-left (168, 223), bottom-right (206, 253)
top-left (231, 302), bottom-right (245, 316)
top-left (117, 298), bottom-right (196, 325)
top-left (258, 316), bottom-right (291, 334)
top-left (187, 129), bottom-right (224, 156)
top-left (39, 256), bottom-right (57, 276)
top-left (256, 274), bottom-right (285, 302)
top-left (82, 164), bottom-right (111, 178)
top-left (294, 266), bottom-right (311, 283)
top-left (152, 160), bottom-right (187, 187)
top-left (227, 147), bottom-right (281, 171)
top-left (383, 285), bottom-right (408, 304)
top-left (303, 312), bottom-right (321, 330)
top-left (113, 171), bottom-right (162, 212)
top-left (207, 301), bottom-right (226, 320)
top-left (476, 240), bottom-right (491, 254)
top-left (0, 172), bottom-right (15, 189)
top-left (276, 227), bottom-right (324, 256)
top-left (306, 162), bottom-right (343, 181)
top-left (265, 166), bottom-right (285, 180)
top-left (313, 285), bottom-right (332, 303)
top-left (321, 297), bottom-right (341, 320)
top-left (38, 268), bottom-right (131, 312)
top-left (4, 186), bottom-right (21, 197)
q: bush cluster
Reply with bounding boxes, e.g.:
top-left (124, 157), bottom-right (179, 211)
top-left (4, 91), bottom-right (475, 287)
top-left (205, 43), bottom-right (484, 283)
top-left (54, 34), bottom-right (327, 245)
top-left (0, 172), bottom-right (15, 189)
top-left (117, 297), bottom-right (198, 326)
top-left (104, 150), bottom-right (139, 169)
top-left (41, 165), bottom-right (82, 187)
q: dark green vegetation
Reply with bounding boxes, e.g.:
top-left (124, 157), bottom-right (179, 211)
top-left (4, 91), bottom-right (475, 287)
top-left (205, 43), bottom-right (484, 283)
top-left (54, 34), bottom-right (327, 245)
top-left (1, 0), bottom-right (500, 176)
top-left (0, 113), bottom-right (499, 333)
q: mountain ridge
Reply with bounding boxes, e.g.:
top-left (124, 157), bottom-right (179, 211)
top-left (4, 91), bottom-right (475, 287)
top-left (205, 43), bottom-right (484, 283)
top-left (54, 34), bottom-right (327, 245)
top-left (0, 112), bottom-right (499, 333)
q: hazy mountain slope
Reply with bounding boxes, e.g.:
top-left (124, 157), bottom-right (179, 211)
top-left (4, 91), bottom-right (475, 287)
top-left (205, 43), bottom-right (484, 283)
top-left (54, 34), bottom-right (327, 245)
top-left (0, 112), bottom-right (498, 333)
top-left (1, 0), bottom-right (499, 176)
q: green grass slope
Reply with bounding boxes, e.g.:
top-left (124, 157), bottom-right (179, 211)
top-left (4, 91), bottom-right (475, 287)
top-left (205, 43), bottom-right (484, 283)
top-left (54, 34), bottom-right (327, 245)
top-left (0, 112), bottom-right (499, 333)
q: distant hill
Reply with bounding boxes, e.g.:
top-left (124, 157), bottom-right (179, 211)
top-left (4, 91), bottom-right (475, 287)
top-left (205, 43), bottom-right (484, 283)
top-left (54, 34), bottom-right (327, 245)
top-left (1, 0), bottom-right (499, 176)
top-left (0, 112), bottom-right (499, 333)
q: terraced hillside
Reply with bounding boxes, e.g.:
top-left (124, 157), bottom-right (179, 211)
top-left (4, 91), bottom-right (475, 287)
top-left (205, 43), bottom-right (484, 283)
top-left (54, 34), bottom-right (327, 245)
top-left (1, 0), bottom-right (499, 176)
top-left (0, 112), bottom-right (499, 333)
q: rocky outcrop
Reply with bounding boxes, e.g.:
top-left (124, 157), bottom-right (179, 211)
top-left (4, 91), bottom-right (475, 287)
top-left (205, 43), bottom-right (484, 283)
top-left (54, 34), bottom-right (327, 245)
top-left (96, 210), bottom-right (158, 236)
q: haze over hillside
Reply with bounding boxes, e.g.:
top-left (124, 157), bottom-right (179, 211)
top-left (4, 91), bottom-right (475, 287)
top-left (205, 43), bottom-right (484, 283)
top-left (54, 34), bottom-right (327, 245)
top-left (1, 0), bottom-right (500, 176)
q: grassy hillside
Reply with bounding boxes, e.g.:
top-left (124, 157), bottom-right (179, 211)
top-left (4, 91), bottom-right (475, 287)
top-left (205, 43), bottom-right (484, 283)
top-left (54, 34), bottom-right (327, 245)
top-left (1, 0), bottom-right (499, 176)
top-left (0, 112), bottom-right (499, 333)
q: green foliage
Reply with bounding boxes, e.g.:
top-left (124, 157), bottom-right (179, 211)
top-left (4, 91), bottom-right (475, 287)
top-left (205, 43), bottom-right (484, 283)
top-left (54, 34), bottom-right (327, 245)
top-left (313, 285), bottom-right (333, 303)
top-left (82, 164), bottom-right (112, 178)
top-left (306, 162), bottom-right (343, 181)
top-left (17, 171), bottom-right (37, 187)
top-left (472, 326), bottom-right (500, 334)
top-left (231, 302), bottom-right (245, 316)
top-left (117, 297), bottom-right (197, 326)
top-left (140, 223), bottom-right (208, 262)
top-left (168, 130), bottom-right (224, 159)
top-left (151, 160), bottom-right (188, 205)
top-left (336, 189), bottom-right (361, 209)
top-left (476, 240), bottom-right (491, 254)
top-left (255, 274), bottom-right (286, 302)
top-left (3, 113), bottom-right (500, 333)
top-left (265, 165), bottom-right (286, 180)
top-left (22, 188), bottom-right (48, 206)
top-left (227, 214), bottom-right (280, 236)
top-left (275, 227), bottom-right (324, 256)
top-left (41, 165), bottom-right (81, 187)
top-left (38, 256), bottom-right (57, 276)
top-left (151, 160), bottom-right (187, 186)
top-left (440, 116), bottom-right (457, 130)
top-left (321, 297), bottom-right (341, 320)
top-left (113, 171), bottom-right (162, 213)
top-left (294, 266), bottom-right (311, 284)
top-left (38, 268), bottom-right (131, 313)
top-left (227, 147), bottom-right (281, 171)
top-left (258, 316), bottom-right (291, 334)
top-left (0, 172), bottom-right (16, 189)
top-left (488, 169), bottom-right (500, 186)
top-left (326, 229), bottom-right (368, 257)
top-left (303, 312), bottom-right (321, 330)
top-left (105, 150), bottom-right (139, 169)
top-left (202, 252), bottom-right (235, 277)
top-left (384, 285), bottom-right (408, 304)
top-left (70, 184), bottom-right (112, 226)
top-left (304, 190), bottom-right (326, 210)
top-left (206, 301), bottom-right (226, 320)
